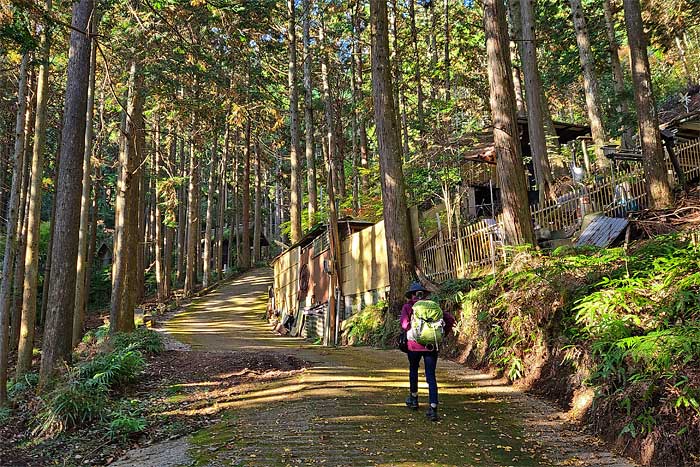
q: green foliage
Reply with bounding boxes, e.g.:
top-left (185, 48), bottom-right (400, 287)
top-left (77, 345), bottom-right (146, 390)
top-left (0, 406), bottom-right (11, 424)
top-left (107, 401), bottom-right (147, 440)
top-left (88, 266), bottom-right (112, 311)
top-left (343, 301), bottom-right (399, 348)
top-left (34, 334), bottom-right (155, 438)
top-left (8, 372), bottom-right (39, 399)
top-left (455, 233), bottom-right (700, 444)
top-left (34, 380), bottom-right (108, 437)
top-left (111, 328), bottom-right (165, 354)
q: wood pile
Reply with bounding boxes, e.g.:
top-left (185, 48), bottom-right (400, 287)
top-left (631, 185), bottom-right (700, 236)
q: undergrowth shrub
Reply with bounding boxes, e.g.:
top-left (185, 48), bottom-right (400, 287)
top-left (452, 233), bottom-right (700, 465)
top-left (8, 372), bottom-right (39, 399)
top-left (34, 379), bottom-right (108, 437)
top-left (34, 328), bottom-right (161, 438)
top-left (78, 345), bottom-right (146, 390)
top-left (111, 328), bottom-right (165, 354)
top-left (343, 301), bottom-right (399, 347)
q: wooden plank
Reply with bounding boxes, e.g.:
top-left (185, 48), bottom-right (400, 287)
top-left (576, 216), bottom-right (628, 248)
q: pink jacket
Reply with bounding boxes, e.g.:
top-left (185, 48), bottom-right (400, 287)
top-left (400, 297), bottom-right (456, 352)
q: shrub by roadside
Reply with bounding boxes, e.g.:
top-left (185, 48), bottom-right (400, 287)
top-left (452, 233), bottom-right (699, 466)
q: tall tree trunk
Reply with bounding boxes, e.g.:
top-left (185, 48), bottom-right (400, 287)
top-left (0, 53), bottom-right (30, 404)
top-left (570, 0), bottom-right (608, 168)
top-left (353, 4), bottom-right (370, 190)
top-left (216, 120), bottom-right (228, 280)
top-left (11, 75), bottom-right (35, 352)
top-left (303, 0), bottom-right (318, 227)
top-left (184, 135), bottom-right (199, 295)
top-left (203, 136), bottom-right (218, 288)
top-left (240, 121), bottom-right (251, 269)
top-left (320, 9), bottom-right (337, 212)
top-left (136, 140), bottom-right (146, 304)
top-left (427, 1), bottom-right (438, 101)
top-left (85, 165), bottom-right (99, 310)
top-left (507, 0), bottom-right (527, 117)
top-left (519, 0), bottom-right (555, 202)
top-left (444, 0), bottom-right (451, 100)
top-left (176, 133), bottom-right (186, 284)
top-left (253, 141), bottom-right (262, 262)
top-left (154, 120), bottom-right (165, 301)
top-left (603, 0), bottom-right (633, 148)
top-left (72, 13), bottom-right (96, 347)
top-left (229, 129), bottom-right (239, 269)
top-left (288, 0), bottom-right (302, 243)
top-left (110, 62), bottom-right (144, 334)
top-left (484, 0), bottom-right (536, 245)
top-left (40, 0), bottom-right (94, 385)
top-left (622, 0), bottom-right (673, 209)
top-left (40, 127), bottom-right (61, 326)
top-left (407, 0), bottom-right (425, 133)
top-left (18, 1), bottom-right (54, 375)
top-left (351, 31), bottom-right (361, 215)
top-left (370, 0), bottom-right (415, 316)
top-left (162, 130), bottom-right (175, 297)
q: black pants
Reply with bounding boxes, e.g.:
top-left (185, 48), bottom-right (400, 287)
top-left (408, 351), bottom-right (439, 405)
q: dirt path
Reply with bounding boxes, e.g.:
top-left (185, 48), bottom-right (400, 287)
top-left (122, 268), bottom-right (637, 467)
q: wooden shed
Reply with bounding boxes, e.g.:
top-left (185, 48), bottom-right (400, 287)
top-left (270, 219), bottom-right (375, 338)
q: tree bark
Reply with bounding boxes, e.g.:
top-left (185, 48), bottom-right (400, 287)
top-left (11, 74), bottom-right (35, 353)
top-left (519, 0), bottom-right (555, 202)
top-left (407, 0), bottom-right (425, 133)
top-left (253, 141), bottom-right (262, 262)
top-left (353, 4), bottom-right (370, 190)
top-left (40, 0), bottom-right (94, 386)
top-left (176, 132), bottom-right (186, 284)
top-left (0, 53), bottom-right (30, 404)
top-left (72, 12), bottom-right (96, 347)
top-left (288, 0), bottom-right (302, 243)
top-left (240, 120), bottom-right (251, 269)
top-left (154, 120), bottom-right (165, 301)
top-left (444, 0), bottom-right (451, 100)
top-left (570, 0), bottom-right (608, 168)
top-left (484, 0), bottom-right (536, 246)
top-left (17, 1), bottom-right (54, 375)
top-left (216, 119), bottom-right (228, 280)
top-left (303, 0), bottom-right (318, 227)
top-left (203, 135), bottom-right (218, 288)
top-left (184, 135), bottom-right (199, 295)
top-left (110, 61), bottom-right (144, 334)
top-left (603, 0), bottom-right (633, 148)
top-left (370, 0), bottom-right (416, 316)
top-left (320, 9), bottom-right (337, 211)
top-left (622, 0), bottom-right (673, 208)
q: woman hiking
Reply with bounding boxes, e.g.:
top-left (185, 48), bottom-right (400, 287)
top-left (400, 282), bottom-right (456, 422)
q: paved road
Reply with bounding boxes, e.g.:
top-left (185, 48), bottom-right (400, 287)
top-left (160, 268), bottom-right (635, 467)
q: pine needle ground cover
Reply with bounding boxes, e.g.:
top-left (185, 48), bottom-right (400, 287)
top-left (451, 233), bottom-right (700, 466)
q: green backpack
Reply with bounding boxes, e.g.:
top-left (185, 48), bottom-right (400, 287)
top-left (408, 300), bottom-right (445, 350)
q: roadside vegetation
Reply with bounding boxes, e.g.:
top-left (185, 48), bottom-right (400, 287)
top-left (455, 231), bottom-right (699, 465)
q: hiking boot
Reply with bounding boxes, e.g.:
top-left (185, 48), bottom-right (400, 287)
top-left (405, 394), bottom-right (418, 410)
top-left (426, 405), bottom-right (439, 421)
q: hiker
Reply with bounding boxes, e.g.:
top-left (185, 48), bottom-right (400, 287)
top-left (401, 282), bottom-right (456, 422)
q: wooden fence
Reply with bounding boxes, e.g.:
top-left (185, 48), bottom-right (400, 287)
top-left (417, 137), bottom-right (700, 282)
